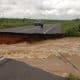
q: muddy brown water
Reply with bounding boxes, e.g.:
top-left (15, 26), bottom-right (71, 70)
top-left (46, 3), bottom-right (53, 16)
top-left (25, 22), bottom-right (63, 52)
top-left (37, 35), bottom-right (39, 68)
top-left (0, 37), bottom-right (80, 78)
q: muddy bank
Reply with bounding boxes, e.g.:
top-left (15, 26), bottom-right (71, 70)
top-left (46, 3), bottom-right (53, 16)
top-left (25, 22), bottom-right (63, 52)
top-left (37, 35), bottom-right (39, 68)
top-left (0, 33), bottom-right (64, 44)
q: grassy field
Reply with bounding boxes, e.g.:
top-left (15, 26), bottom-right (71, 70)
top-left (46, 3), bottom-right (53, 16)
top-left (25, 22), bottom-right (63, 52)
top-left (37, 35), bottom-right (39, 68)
top-left (0, 18), bottom-right (80, 36)
top-left (61, 20), bottom-right (80, 36)
top-left (0, 18), bottom-right (36, 28)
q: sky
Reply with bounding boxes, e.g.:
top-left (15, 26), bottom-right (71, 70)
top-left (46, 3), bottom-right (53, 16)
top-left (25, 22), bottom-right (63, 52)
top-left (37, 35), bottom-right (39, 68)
top-left (0, 0), bottom-right (80, 20)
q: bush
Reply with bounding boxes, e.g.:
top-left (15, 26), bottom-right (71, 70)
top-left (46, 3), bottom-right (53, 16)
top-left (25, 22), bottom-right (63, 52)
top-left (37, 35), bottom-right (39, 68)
top-left (65, 25), bottom-right (80, 36)
top-left (78, 24), bottom-right (80, 32)
top-left (68, 73), bottom-right (80, 80)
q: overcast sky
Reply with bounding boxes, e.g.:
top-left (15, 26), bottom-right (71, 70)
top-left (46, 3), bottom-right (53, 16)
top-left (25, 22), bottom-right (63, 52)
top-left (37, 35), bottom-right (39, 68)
top-left (0, 0), bottom-right (80, 20)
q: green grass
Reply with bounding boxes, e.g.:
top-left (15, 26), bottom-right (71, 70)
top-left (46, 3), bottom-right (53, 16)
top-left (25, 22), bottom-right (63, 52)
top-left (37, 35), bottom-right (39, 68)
top-left (0, 18), bottom-right (80, 36)
top-left (61, 20), bottom-right (80, 32)
top-left (68, 73), bottom-right (80, 80)
top-left (0, 18), bottom-right (36, 29)
top-left (61, 20), bottom-right (80, 36)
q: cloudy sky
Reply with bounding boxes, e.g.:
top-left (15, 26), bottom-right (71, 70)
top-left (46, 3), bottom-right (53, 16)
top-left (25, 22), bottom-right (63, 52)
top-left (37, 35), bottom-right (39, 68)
top-left (0, 0), bottom-right (80, 19)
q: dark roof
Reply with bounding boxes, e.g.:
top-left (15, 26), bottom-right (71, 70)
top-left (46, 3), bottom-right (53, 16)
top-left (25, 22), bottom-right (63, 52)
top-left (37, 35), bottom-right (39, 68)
top-left (0, 23), bottom-right (63, 34)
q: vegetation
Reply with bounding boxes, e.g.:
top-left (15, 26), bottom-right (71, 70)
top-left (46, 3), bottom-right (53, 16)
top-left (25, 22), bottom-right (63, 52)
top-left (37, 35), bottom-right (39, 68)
top-left (68, 73), bottom-right (80, 80)
top-left (62, 20), bottom-right (80, 36)
top-left (0, 18), bottom-right (36, 29)
top-left (0, 18), bottom-right (80, 36)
